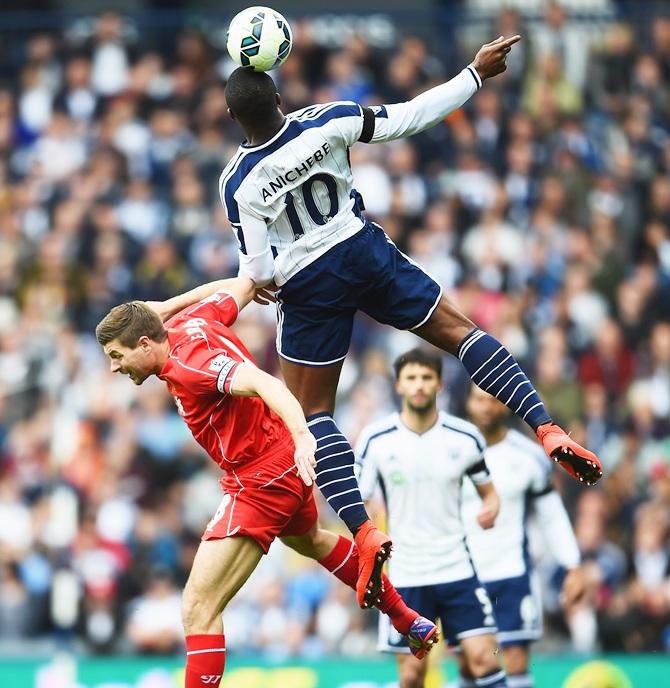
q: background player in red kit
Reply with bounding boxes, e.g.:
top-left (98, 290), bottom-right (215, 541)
top-left (95, 276), bottom-right (438, 688)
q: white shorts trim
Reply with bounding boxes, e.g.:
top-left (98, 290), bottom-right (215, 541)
top-left (497, 629), bottom-right (542, 644)
top-left (277, 349), bottom-right (348, 366)
top-left (409, 286), bottom-right (443, 330)
top-left (455, 626), bottom-right (498, 641)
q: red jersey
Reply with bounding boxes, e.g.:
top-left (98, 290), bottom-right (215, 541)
top-left (159, 291), bottom-right (292, 471)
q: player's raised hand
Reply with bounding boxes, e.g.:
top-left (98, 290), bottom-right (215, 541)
top-left (293, 429), bottom-right (317, 486)
top-left (471, 34), bottom-right (521, 81)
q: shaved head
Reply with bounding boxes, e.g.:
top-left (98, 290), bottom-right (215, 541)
top-left (225, 67), bottom-right (279, 130)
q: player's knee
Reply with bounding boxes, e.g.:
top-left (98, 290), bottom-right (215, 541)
top-left (465, 639), bottom-right (501, 677)
top-left (416, 297), bottom-right (475, 354)
top-left (502, 645), bottom-right (529, 675)
top-left (182, 582), bottom-right (226, 633)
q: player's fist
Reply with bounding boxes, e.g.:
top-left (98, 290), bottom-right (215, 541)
top-left (293, 429), bottom-right (317, 486)
top-left (471, 35), bottom-right (521, 81)
top-left (561, 567), bottom-right (587, 608)
top-left (476, 504), bottom-right (497, 529)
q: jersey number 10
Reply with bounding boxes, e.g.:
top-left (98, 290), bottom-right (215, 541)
top-left (284, 173), bottom-right (339, 239)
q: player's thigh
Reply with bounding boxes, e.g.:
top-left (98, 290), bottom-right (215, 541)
top-left (396, 652), bottom-right (428, 688)
top-left (276, 252), bottom-right (357, 369)
top-left (357, 228), bottom-right (444, 334)
top-left (281, 523), bottom-right (339, 561)
top-left (502, 643), bottom-right (530, 675)
top-left (459, 633), bottom-right (502, 677)
top-left (183, 536), bottom-right (263, 625)
top-left (413, 294), bottom-right (476, 354)
top-left (279, 358), bottom-right (343, 415)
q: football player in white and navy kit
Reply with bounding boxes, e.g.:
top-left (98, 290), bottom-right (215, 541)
top-left (355, 349), bottom-right (509, 688)
top-left (219, 33), bottom-right (601, 611)
top-left (459, 386), bottom-right (585, 688)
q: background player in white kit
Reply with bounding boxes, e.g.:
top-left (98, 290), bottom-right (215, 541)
top-left (355, 349), bottom-right (508, 688)
top-left (460, 387), bottom-right (585, 688)
top-left (220, 34), bottom-right (601, 611)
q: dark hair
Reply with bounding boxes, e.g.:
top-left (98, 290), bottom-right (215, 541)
top-left (224, 67), bottom-right (278, 129)
top-left (393, 348), bottom-right (443, 379)
top-left (95, 301), bottom-right (167, 348)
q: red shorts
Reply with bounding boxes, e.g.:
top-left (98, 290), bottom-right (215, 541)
top-left (201, 447), bottom-right (318, 553)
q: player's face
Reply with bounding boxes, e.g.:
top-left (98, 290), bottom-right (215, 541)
top-left (396, 363), bottom-right (441, 413)
top-left (103, 338), bottom-right (155, 385)
top-left (466, 386), bottom-right (509, 432)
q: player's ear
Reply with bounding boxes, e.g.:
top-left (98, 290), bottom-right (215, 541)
top-left (275, 92), bottom-right (281, 107)
top-left (138, 335), bottom-right (152, 352)
top-left (227, 107), bottom-right (236, 121)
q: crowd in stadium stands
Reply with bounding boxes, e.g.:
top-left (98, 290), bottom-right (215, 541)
top-left (0, 2), bottom-right (670, 658)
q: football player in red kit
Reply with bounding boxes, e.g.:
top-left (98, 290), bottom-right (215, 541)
top-left (96, 276), bottom-right (438, 688)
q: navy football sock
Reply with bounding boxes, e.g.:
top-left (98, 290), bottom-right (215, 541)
top-left (474, 670), bottom-right (508, 687)
top-left (458, 329), bottom-right (552, 431)
top-left (307, 413), bottom-right (369, 534)
top-left (458, 677), bottom-right (477, 688)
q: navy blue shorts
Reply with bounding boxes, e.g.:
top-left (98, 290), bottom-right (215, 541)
top-left (276, 222), bottom-right (442, 365)
top-left (377, 576), bottom-right (497, 652)
top-left (484, 573), bottom-right (542, 646)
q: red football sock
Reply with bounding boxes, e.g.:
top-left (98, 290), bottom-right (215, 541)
top-left (318, 535), bottom-right (417, 635)
top-left (185, 634), bottom-right (226, 688)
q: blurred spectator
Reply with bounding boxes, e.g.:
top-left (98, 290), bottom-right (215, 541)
top-left (126, 568), bottom-right (183, 654)
top-left (577, 319), bottom-right (635, 403)
top-left (533, 1), bottom-right (590, 89)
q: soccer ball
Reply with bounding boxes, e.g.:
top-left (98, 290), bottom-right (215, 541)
top-left (226, 6), bottom-right (293, 72)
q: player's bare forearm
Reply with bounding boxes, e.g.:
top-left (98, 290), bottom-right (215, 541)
top-left (145, 277), bottom-right (255, 321)
top-left (475, 481), bottom-right (500, 529)
top-left (230, 363), bottom-right (317, 485)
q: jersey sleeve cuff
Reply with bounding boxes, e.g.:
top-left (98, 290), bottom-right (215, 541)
top-left (466, 65), bottom-right (482, 90)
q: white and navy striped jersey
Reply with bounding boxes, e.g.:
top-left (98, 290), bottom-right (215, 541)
top-left (460, 429), bottom-right (579, 583)
top-left (355, 411), bottom-right (490, 588)
top-left (219, 68), bottom-right (481, 286)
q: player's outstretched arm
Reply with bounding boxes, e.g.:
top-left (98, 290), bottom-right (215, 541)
top-left (145, 277), bottom-right (256, 322)
top-left (532, 489), bottom-right (583, 601)
top-left (361, 35), bottom-right (520, 144)
top-left (229, 363), bottom-right (317, 486)
top-left (474, 480), bottom-right (500, 530)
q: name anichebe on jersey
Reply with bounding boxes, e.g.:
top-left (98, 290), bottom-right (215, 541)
top-left (260, 142), bottom-right (332, 201)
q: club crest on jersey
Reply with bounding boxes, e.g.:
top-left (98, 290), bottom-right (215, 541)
top-left (260, 142), bottom-right (331, 201)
